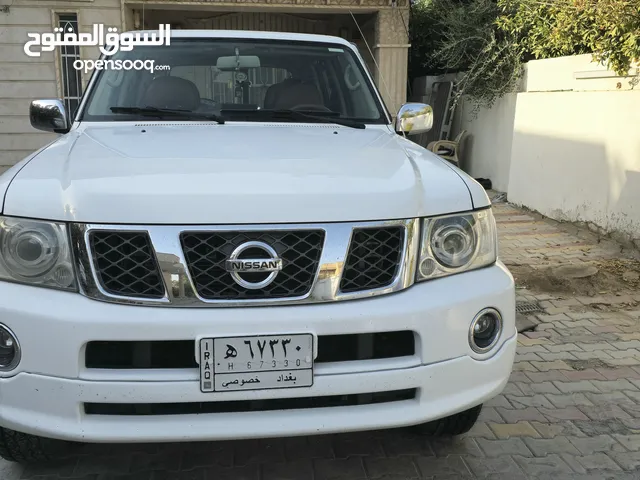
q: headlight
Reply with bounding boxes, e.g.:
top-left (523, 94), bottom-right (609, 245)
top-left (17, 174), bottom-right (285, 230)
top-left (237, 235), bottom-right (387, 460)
top-left (0, 217), bottom-right (76, 290)
top-left (416, 209), bottom-right (497, 281)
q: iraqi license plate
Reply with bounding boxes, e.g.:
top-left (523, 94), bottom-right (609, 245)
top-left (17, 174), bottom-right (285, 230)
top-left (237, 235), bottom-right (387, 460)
top-left (199, 334), bottom-right (314, 392)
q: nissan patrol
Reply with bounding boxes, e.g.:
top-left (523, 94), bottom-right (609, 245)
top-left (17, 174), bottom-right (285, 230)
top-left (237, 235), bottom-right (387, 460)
top-left (0, 30), bottom-right (516, 463)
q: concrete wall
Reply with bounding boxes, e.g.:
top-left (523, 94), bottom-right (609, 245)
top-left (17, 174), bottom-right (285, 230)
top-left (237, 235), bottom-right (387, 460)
top-left (508, 90), bottom-right (640, 244)
top-left (455, 53), bottom-right (640, 245)
top-left (455, 93), bottom-right (516, 192)
top-left (0, 0), bottom-right (122, 171)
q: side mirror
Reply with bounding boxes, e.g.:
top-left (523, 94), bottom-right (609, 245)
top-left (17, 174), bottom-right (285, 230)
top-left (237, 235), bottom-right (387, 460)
top-left (30, 99), bottom-right (69, 133)
top-left (395, 103), bottom-right (433, 136)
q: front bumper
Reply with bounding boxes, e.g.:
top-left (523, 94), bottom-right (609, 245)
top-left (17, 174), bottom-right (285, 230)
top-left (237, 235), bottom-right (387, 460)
top-left (0, 262), bottom-right (516, 443)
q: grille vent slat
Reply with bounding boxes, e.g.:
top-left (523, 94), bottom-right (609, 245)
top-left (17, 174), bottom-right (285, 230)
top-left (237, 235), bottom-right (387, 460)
top-left (85, 389), bottom-right (417, 416)
top-left (90, 231), bottom-right (165, 299)
top-left (340, 227), bottom-right (404, 293)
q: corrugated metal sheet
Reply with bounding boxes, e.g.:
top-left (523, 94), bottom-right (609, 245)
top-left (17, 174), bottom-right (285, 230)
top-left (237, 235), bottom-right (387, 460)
top-left (376, 46), bottom-right (408, 115)
top-left (193, 12), bottom-right (329, 34)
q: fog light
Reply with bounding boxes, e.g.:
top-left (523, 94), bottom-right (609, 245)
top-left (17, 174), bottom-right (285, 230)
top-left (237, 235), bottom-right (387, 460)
top-left (469, 308), bottom-right (502, 353)
top-left (0, 324), bottom-right (20, 371)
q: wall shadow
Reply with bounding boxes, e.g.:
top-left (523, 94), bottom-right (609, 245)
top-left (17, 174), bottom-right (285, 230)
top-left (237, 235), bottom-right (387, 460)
top-left (508, 131), bottom-right (640, 243)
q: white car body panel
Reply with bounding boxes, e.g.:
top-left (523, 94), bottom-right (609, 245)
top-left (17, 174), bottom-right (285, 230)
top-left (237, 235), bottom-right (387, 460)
top-left (0, 263), bottom-right (516, 442)
top-left (3, 123), bottom-right (474, 224)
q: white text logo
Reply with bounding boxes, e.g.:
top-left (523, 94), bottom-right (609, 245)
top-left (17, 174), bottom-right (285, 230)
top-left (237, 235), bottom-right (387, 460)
top-left (73, 59), bottom-right (171, 74)
top-left (24, 24), bottom-right (171, 58)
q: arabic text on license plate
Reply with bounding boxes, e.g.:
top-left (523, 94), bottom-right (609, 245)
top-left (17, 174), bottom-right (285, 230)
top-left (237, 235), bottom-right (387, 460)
top-left (199, 334), bottom-right (313, 392)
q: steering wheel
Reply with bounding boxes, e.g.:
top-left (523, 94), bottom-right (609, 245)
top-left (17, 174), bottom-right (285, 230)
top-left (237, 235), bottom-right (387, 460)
top-left (344, 64), bottom-right (361, 91)
top-left (290, 104), bottom-right (332, 112)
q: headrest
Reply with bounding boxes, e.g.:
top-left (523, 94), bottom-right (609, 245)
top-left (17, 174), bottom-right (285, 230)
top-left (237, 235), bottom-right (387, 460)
top-left (142, 76), bottom-right (201, 111)
top-left (272, 82), bottom-right (323, 110)
top-left (264, 78), bottom-right (301, 110)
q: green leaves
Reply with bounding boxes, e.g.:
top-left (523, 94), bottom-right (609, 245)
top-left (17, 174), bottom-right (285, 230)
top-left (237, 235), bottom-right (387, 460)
top-left (498, 0), bottom-right (640, 75)
top-left (409, 0), bottom-right (523, 113)
top-left (409, 0), bottom-right (639, 113)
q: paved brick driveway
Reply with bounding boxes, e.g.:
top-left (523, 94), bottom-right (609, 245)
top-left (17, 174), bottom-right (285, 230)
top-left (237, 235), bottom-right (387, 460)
top-left (3, 201), bottom-right (640, 479)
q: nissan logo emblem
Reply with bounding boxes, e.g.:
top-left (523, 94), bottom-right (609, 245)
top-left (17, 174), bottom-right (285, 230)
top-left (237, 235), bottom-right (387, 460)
top-left (224, 241), bottom-right (283, 289)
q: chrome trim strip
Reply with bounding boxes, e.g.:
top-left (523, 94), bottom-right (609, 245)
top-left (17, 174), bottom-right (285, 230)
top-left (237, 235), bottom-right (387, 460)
top-left (0, 323), bottom-right (22, 373)
top-left (469, 308), bottom-right (503, 354)
top-left (72, 219), bottom-right (419, 307)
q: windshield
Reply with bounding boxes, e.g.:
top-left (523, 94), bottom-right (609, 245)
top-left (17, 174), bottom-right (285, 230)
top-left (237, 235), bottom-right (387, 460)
top-left (79, 38), bottom-right (388, 124)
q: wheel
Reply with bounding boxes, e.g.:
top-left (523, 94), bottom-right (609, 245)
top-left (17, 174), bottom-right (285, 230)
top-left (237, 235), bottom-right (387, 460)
top-left (412, 404), bottom-right (482, 436)
top-left (0, 427), bottom-right (74, 463)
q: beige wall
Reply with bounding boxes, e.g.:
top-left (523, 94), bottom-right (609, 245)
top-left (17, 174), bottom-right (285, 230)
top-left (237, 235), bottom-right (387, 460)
top-left (456, 54), bottom-right (640, 245)
top-left (0, 0), bottom-right (122, 171)
top-left (508, 90), bottom-right (640, 243)
top-left (455, 93), bottom-right (516, 192)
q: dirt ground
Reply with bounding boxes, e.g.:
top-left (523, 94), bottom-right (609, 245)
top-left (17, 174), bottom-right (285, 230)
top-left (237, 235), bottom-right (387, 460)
top-left (511, 258), bottom-right (640, 297)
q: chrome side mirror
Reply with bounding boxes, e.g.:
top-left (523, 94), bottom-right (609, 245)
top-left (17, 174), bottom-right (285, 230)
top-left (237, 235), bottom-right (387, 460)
top-left (30, 99), bottom-right (69, 133)
top-left (396, 103), bottom-right (433, 136)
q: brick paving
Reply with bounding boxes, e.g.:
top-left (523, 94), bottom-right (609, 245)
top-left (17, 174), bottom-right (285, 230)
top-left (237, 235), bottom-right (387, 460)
top-left (3, 201), bottom-right (640, 479)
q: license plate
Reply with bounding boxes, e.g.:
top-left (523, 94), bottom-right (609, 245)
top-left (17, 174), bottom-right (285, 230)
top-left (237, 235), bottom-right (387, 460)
top-left (199, 334), bottom-right (314, 392)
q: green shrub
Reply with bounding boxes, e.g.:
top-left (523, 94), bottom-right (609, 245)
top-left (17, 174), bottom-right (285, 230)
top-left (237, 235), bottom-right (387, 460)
top-left (409, 0), bottom-right (640, 112)
top-left (499, 0), bottom-right (640, 77)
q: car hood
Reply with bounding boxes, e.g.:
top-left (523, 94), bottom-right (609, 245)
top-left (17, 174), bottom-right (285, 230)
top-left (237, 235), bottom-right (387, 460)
top-left (2, 123), bottom-right (477, 224)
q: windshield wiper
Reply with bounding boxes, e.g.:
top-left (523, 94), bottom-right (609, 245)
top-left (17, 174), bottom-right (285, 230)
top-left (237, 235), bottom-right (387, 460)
top-left (224, 108), bottom-right (365, 129)
top-left (110, 106), bottom-right (225, 124)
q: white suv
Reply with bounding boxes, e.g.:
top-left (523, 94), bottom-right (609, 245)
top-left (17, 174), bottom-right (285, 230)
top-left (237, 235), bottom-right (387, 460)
top-left (0, 30), bottom-right (516, 463)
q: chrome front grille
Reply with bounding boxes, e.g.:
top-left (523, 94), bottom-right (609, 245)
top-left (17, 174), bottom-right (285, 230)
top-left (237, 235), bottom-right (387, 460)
top-left (181, 230), bottom-right (325, 300)
top-left (71, 219), bottom-right (419, 307)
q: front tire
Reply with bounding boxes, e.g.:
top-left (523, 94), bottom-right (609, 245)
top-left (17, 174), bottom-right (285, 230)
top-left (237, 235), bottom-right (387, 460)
top-left (0, 427), bottom-right (74, 463)
top-left (412, 404), bottom-right (482, 436)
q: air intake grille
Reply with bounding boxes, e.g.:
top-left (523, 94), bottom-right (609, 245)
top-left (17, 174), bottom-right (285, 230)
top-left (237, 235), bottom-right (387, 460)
top-left (340, 226), bottom-right (404, 293)
top-left (85, 389), bottom-right (416, 415)
top-left (181, 230), bottom-right (325, 300)
top-left (90, 231), bottom-right (164, 298)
